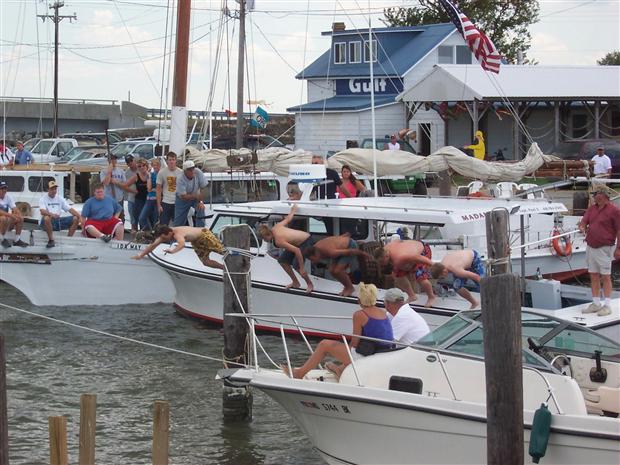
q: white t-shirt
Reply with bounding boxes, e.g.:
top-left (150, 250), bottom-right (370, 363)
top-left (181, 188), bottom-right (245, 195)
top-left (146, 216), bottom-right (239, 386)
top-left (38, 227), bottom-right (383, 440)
top-left (0, 147), bottom-right (15, 165)
top-left (387, 142), bottom-right (400, 151)
top-left (591, 154), bottom-right (612, 175)
top-left (389, 303), bottom-right (430, 345)
top-left (156, 166), bottom-right (182, 205)
top-left (39, 193), bottom-right (71, 216)
top-left (0, 193), bottom-right (16, 212)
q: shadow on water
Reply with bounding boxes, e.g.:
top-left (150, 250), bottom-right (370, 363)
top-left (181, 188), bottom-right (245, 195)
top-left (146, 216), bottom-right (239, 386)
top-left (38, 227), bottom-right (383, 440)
top-left (0, 282), bottom-right (321, 464)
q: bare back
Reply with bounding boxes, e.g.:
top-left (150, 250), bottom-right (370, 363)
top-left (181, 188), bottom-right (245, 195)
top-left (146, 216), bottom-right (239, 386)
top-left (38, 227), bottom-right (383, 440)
top-left (442, 249), bottom-right (474, 272)
top-left (272, 223), bottom-right (310, 247)
top-left (315, 235), bottom-right (350, 256)
top-left (174, 226), bottom-right (208, 243)
top-left (386, 239), bottom-right (426, 269)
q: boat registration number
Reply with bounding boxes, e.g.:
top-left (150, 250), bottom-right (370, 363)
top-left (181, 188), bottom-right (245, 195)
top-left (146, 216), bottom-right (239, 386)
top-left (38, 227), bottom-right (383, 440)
top-left (300, 400), bottom-right (351, 414)
top-left (112, 243), bottom-right (146, 251)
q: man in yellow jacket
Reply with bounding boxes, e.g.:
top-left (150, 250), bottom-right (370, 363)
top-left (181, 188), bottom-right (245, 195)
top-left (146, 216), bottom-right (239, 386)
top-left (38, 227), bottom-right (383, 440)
top-left (463, 130), bottom-right (486, 160)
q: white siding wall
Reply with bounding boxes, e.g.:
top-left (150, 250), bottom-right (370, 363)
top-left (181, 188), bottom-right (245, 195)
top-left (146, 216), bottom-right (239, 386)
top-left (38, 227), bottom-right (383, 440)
top-left (294, 112), bottom-right (360, 154)
top-left (307, 79), bottom-right (335, 102)
top-left (358, 103), bottom-right (406, 140)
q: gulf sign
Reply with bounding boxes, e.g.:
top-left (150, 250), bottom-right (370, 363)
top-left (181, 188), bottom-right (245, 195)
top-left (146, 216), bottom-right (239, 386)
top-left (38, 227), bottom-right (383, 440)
top-left (336, 78), bottom-right (404, 96)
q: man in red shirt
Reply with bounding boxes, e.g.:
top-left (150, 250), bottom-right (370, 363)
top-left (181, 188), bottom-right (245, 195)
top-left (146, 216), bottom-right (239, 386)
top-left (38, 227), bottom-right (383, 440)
top-left (578, 185), bottom-right (620, 316)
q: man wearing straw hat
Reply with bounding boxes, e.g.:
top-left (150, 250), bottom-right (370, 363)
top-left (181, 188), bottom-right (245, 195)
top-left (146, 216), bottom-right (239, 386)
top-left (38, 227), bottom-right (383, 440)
top-left (578, 185), bottom-right (620, 316)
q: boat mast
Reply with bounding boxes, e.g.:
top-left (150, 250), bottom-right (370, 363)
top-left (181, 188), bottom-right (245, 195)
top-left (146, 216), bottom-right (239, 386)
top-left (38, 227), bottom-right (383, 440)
top-left (368, 18), bottom-right (377, 197)
top-left (170, 0), bottom-right (191, 158)
top-left (37, 2), bottom-right (76, 138)
top-left (235, 0), bottom-right (246, 149)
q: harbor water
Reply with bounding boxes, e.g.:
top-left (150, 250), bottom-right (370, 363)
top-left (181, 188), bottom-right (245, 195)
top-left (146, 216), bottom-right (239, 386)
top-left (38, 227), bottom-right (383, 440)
top-left (0, 281), bottom-right (320, 465)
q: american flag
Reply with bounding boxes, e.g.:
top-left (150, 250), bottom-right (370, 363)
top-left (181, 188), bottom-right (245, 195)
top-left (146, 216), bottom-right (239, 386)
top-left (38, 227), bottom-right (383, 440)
top-left (439, 0), bottom-right (501, 73)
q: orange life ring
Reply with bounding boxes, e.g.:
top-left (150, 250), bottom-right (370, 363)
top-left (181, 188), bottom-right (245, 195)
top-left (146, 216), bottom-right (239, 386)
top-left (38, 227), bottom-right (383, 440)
top-left (551, 229), bottom-right (572, 257)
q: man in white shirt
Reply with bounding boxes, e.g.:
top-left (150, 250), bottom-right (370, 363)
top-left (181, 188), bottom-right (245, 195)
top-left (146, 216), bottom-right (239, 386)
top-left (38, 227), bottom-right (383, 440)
top-left (386, 134), bottom-right (400, 151)
top-left (384, 288), bottom-right (430, 345)
top-left (39, 180), bottom-right (81, 248)
top-left (0, 181), bottom-right (28, 248)
top-left (592, 146), bottom-right (612, 176)
top-left (156, 151), bottom-right (182, 226)
top-left (0, 144), bottom-right (15, 167)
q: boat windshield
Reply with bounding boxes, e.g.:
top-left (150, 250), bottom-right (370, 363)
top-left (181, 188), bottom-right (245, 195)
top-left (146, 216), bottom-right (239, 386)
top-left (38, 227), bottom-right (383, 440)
top-left (417, 313), bottom-right (474, 348)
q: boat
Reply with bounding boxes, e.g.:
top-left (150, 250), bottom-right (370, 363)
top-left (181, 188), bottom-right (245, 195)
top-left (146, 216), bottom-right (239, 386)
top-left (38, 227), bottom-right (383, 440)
top-left (219, 309), bottom-right (620, 465)
top-left (147, 194), bottom-right (618, 338)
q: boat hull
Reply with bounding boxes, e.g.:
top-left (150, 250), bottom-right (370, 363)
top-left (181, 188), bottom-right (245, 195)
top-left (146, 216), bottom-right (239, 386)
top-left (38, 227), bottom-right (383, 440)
top-left (252, 376), bottom-right (620, 465)
top-left (0, 231), bottom-right (175, 306)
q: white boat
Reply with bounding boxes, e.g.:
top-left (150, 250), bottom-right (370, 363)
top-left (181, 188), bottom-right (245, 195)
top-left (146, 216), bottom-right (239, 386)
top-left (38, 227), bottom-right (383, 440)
top-left (0, 229), bottom-right (174, 306)
top-left (220, 310), bottom-right (620, 465)
top-left (147, 195), bottom-right (616, 337)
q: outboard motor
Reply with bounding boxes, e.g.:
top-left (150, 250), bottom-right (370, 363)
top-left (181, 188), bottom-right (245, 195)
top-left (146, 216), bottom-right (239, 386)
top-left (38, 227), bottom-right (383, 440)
top-left (590, 350), bottom-right (607, 383)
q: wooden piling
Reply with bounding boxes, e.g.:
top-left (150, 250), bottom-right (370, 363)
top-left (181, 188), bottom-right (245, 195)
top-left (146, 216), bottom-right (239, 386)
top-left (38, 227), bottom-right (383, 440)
top-left (78, 394), bottom-right (96, 465)
top-left (221, 225), bottom-right (253, 421)
top-left (69, 171), bottom-right (77, 202)
top-left (481, 210), bottom-right (524, 465)
top-left (0, 335), bottom-right (8, 465)
top-left (48, 416), bottom-right (68, 465)
top-left (152, 400), bottom-right (169, 465)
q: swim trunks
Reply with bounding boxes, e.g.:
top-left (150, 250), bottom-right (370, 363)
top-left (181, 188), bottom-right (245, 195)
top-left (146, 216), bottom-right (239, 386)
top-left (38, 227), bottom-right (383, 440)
top-left (190, 229), bottom-right (225, 262)
top-left (452, 250), bottom-right (484, 291)
top-left (333, 238), bottom-right (358, 267)
top-left (393, 242), bottom-right (432, 281)
top-left (278, 235), bottom-right (315, 266)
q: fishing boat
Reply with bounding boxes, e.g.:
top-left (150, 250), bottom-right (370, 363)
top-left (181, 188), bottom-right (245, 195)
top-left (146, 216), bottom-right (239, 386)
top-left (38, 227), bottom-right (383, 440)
top-left (147, 194), bottom-right (620, 338)
top-left (219, 310), bottom-right (620, 465)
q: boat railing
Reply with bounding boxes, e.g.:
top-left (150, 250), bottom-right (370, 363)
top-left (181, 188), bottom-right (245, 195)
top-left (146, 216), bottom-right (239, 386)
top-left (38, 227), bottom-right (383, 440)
top-left (522, 365), bottom-right (564, 414)
top-left (226, 313), bottom-right (460, 394)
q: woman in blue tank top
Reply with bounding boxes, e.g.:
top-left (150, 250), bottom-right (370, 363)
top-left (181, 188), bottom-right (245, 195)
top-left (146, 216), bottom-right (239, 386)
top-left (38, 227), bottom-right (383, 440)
top-left (283, 283), bottom-right (393, 379)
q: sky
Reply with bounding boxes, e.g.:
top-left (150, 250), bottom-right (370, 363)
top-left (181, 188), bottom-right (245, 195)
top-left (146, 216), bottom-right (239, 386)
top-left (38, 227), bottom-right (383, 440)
top-left (1, 0), bottom-right (619, 114)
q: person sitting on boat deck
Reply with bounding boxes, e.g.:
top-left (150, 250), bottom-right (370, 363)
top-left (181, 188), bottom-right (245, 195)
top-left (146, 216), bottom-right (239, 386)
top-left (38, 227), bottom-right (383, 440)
top-left (173, 160), bottom-right (208, 228)
top-left (131, 225), bottom-right (225, 270)
top-left (337, 165), bottom-right (366, 198)
top-left (374, 239), bottom-right (436, 307)
top-left (14, 141), bottom-right (34, 165)
top-left (80, 182), bottom-right (124, 242)
top-left (430, 250), bottom-right (484, 310)
top-left (283, 283), bottom-right (393, 379)
top-left (99, 154), bottom-right (128, 211)
top-left (0, 181), bottom-right (28, 248)
top-left (39, 180), bottom-right (81, 248)
top-left (383, 288), bottom-right (430, 344)
top-left (306, 234), bottom-right (371, 297)
top-left (257, 204), bottom-right (314, 293)
top-left (462, 130), bottom-right (486, 160)
top-left (578, 185), bottom-right (620, 317)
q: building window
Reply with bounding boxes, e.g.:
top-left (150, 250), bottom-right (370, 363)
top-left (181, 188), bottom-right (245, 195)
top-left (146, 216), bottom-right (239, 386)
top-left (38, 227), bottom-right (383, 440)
top-left (349, 41), bottom-right (361, 63)
top-left (334, 42), bottom-right (346, 64)
top-left (455, 45), bottom-right (472, 64)
top-left (364, 39), bottom-right (377, 63)
top-left (438, 46), bottom-right (453, 64)
top-left (572, 114), bottom-right (588, 139)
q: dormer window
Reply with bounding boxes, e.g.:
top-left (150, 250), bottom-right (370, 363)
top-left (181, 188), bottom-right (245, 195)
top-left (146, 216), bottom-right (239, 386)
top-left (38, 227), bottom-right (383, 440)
top-left (334, 42), bottom-right (346, 64)
top-left (349, 41), bottom-right (361, 63)
top-left (364, 39), bottom-right (377, 63)
top-left (438, 45), bottom-right (472, 64)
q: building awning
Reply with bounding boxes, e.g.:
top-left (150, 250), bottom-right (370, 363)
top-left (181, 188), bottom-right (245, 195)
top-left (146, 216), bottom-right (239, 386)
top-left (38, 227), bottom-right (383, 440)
top-left (287, 95), bottom-right (398, 113)
top-left (398, 64), bottom-right (620, 102)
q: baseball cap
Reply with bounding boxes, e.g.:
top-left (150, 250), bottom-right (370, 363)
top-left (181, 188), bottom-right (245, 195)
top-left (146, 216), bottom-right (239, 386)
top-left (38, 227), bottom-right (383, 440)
top-left (596, 145), bottom-right (604, 150)
top-left (124, 154), bottom-right (135, 163)
top-left (48, 180), bottom-right (58, 189)
top-left (384, 288), bottom-right (407, 303)
top-left (591, 185), bottom-right (609, 197)
top-left (0, 181), bottom-right (7, 189)
top-left (182, 160), bottom-right (195, 170)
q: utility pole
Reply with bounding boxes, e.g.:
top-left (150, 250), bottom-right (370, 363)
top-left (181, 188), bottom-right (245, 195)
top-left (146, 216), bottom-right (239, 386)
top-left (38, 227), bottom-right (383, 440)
top-left (38, 2), bottom-right (77, 138)
top-left (235, 0), bottom-right (246, 149)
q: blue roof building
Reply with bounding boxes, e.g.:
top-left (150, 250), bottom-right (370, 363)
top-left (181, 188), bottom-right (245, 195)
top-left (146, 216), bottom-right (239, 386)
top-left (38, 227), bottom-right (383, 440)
top-left (288, 22), bottom-right (475, 154)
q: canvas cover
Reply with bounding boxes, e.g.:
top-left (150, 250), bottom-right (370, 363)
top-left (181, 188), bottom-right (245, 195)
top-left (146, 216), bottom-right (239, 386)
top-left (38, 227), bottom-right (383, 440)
top-left (187, 143), bottom-right (557, 182)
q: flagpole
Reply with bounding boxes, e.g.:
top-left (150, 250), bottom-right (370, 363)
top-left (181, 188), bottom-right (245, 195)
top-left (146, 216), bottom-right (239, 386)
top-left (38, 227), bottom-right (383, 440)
top-left (368, 17), bottom-right (377, 198)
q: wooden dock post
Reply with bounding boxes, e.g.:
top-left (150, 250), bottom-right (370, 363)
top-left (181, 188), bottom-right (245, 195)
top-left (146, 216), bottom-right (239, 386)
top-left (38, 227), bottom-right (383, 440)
top-left (481, 209), bottom-right (524, 465)
top-left (48, 416), bottom-right (68, 465)
top-left (0, 335), bottom-right (8, 465)
top-left (78, 394), bottom-right (96, 465)
top-left (221, 225), bottom-right (253, 422)
top-left (152, 400), bottom-right (169, 465)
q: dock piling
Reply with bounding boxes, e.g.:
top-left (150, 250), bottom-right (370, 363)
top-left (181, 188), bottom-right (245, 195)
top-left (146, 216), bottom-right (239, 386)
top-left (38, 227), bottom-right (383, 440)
top-left (78, 394), bottom-right (96, 465)
top-left (152, 400), bottom-right (169, 465)
top-left (48, 416), bottom-right (68, 465)
top-left (0, 335), bottom-right (8, 465)
top-left (481, 209), bottom-right (524, 465)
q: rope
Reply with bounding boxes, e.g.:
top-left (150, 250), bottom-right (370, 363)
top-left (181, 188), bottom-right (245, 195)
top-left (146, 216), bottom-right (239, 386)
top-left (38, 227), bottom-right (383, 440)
top-left (0, 302), bottom-right (248, 367)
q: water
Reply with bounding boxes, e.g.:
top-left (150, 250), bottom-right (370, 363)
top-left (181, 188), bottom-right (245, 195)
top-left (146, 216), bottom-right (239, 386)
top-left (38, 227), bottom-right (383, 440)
top-left (0, 282), bottom-right (321, 465)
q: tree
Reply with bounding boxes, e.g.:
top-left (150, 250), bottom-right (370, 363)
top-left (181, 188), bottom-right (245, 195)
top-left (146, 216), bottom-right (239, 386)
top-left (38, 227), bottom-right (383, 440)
top-left (382, 1), bottom-right (540, 63)
top-left (597, 51), bottom-right (620, 65)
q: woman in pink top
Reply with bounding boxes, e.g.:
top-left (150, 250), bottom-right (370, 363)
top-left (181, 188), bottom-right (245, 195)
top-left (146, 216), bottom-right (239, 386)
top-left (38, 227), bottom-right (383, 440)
top-left (337, 165), bottom-right (366, 198)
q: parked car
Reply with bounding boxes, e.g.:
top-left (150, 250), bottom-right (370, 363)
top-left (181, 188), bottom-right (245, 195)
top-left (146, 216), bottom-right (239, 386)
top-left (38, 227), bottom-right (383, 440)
top-left (58, 146), bottom-right (110, 166)
top-left (360, 136), bottom-right (417, 154)
top-left (550, 138), bottom-right (620, 176)
top-left (30, 138), bottom-right (79, 163)
top-left (22, 138), bottom-right (41, 151)
top-left (110, 141), bottom-right (168, 160)
top-left (61, 132), bottom-right (122, 145)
